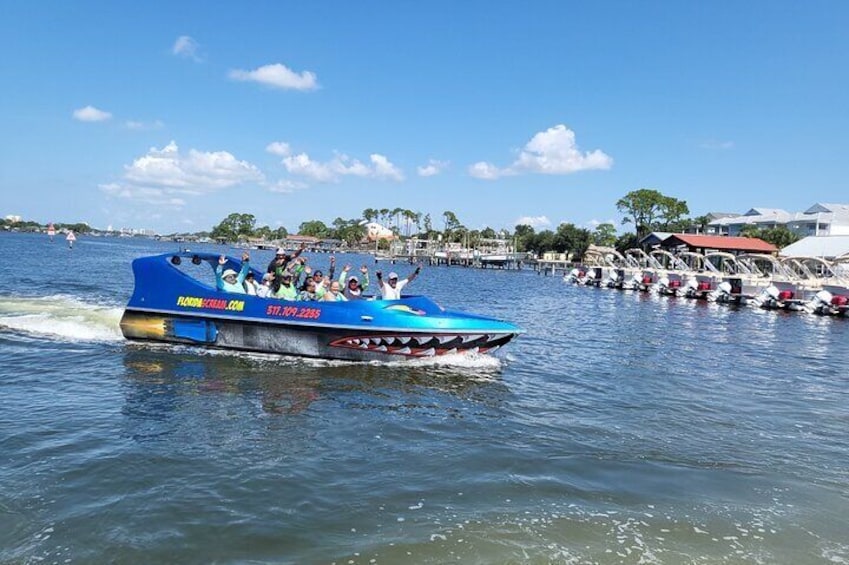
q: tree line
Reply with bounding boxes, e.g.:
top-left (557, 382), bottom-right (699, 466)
top-left (206, 189), bottom-right (801, 259)
top-left (0, 218), bottom-right (92, 234)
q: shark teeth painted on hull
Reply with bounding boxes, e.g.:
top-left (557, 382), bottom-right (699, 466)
top-left (328, 333), bottom-right (513, 357)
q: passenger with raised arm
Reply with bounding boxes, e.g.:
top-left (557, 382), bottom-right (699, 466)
top-left (267, 242), bottom-right (306, 277)
top-left (322, 280), bottom-right (347, 302)
top-left (216, 252), bottom-right (251, 293)
top-left (375, 264), bottom-right (421, 300)
top-left (273, 271), bottom-right (298, 300)
top-left (339, 264), bottom-right (370, 300)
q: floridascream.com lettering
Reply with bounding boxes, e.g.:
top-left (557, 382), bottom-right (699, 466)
top-left (177, 296), bottom-right (245, 311)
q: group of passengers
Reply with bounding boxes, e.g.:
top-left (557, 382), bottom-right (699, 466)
top-left (214, 244), bottom-right (421, 302)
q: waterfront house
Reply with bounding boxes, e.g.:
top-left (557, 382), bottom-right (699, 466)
top-left (707, 203), bottom-right (849, 237)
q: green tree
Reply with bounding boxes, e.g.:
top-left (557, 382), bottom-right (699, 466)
top-left (298, 220), bottom-right (330, 238)
top-left (691, 214), bottom-right (712, 234)
top-left (254, 225), bottom-right (272, 239)
top-left (513, 224), bottom-right (535, 252)
top-left (402, 209), bottom-right (417, 237)
top-left (524, 230), bottom-right (555, 255)
top-left (330, 217), bottom-right (365, 246)
top-left (442, 210), bottom-right (461, 241)
top-left (592, 223), bottom-right (617, 247)
top-left (738, 224), bottom-right (760, 238)
top-left (211, 213), bottom-right (256, 241)
top-left (272, 226), bottom-right (288, 240)
top-left (740, 225), bottom-right (800, 248)
top-left (480, 227), bottom-right (497, 240)
top-left (615, 232), bottom-right (639, 254)
top-left (554, 223), bottom-right (591, 260)
top-left (362, 208), bottom-right (378, 223)
top-left (616, 189), bottom-right (689, 238)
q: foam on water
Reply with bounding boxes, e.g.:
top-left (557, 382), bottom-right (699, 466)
top-left (0, 294), bottom-right (124, 342)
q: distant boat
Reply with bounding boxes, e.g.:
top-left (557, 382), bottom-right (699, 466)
top-left (47, 223), bottom-right (55, 242)
top-left (66, 230), bottom-right (76, 249)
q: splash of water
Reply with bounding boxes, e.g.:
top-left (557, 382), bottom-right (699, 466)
top-left (0, 294), bottom-right (124, 342)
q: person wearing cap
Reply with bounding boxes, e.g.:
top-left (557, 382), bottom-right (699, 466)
top-left (375, 264), bottom-right (421, 300)
top-left (338, 264), bottom-right (370, 300)
top-left (266, 242), bottom-right (306, 278)
top-left (215, 252), bottom-right (251, 293)
top-left (272, 270), bottom-right (298, 300)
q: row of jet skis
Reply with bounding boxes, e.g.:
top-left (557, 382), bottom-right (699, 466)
top-left (564, 248), bottom-right (849, 317)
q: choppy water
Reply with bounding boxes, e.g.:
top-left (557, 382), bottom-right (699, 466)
top-left (1, 231), bottom-right (847, 564)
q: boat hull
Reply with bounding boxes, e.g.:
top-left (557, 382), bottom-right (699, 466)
top-left (120, 309), bottom-right (516, 361)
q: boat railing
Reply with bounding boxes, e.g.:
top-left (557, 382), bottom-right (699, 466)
top-left (703, 252), bottom-right (747, 276)
top-left (650, 249), bottom-right (690, 272)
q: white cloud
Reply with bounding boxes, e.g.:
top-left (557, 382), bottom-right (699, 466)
top-left (125, 119), bottom-right (164, 130)
top-left (266, 141), bottom-right (291, 156)
top-left (586, 218), bottom-right (617, 229)
top-left (280, 150), bottom-right (404, 183)
top-left (370, 153), bottom-right (404, 181)
top-left (229, 63), bottom-right (319, 91)
top-left (73, 105), bottom-right (112, 122)
top-left (172, 36), bottom-right (201, 61)
top-left (699, 139), bottom-right (734, 150)
top-left (514, 215), bottom-right (552, 229)
top-left (268, 179), bottom-right (308, 193)
top-left (470, 124), bottom-right (612, 180)
top-left (100, 141), bottom-right (264, 205)
top-left (468, 161), bottom-right (508, 180)
top-left (417, 159), bottom-right (448, 177)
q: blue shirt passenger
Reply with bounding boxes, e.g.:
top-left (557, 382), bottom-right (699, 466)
top-left (215, 253), bottom-right (251, 293)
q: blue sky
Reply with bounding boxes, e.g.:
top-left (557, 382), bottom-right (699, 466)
top-left (2, 1), bottom-right (848, 234)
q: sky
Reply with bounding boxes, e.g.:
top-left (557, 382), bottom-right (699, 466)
top-left (1, 1), bottom-right (848, 234)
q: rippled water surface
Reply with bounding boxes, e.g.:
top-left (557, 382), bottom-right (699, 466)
top-left (1, 232), bottom-right (847, 564)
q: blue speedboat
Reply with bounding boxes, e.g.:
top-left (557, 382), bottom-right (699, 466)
top-left (120, 252), bottom-right (522, 361)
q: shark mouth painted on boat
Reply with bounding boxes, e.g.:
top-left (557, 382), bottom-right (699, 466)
top-left (329, 332), bottom-right (515, 356)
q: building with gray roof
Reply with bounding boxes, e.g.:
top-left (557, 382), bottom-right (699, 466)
top-left (708, 203), bottom-right (849, 237)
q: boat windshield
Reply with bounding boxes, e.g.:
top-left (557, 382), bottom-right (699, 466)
top-left (167, 254), bottom-right (222, 289)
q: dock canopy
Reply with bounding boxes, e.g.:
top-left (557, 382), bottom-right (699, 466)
top-left (661, 234), bottom-right (777, 255)
top-left (780, 235), bottom-right (849, 259)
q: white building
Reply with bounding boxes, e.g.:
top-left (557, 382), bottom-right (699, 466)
top-left (708, 203), bottom-right (849, 237)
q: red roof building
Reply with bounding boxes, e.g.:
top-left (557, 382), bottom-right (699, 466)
top-left (662, 234), bottom-right (777, 254)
